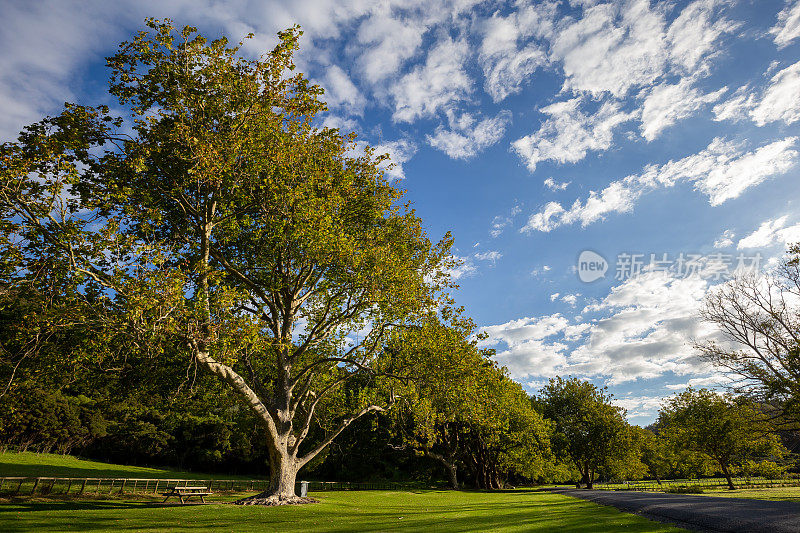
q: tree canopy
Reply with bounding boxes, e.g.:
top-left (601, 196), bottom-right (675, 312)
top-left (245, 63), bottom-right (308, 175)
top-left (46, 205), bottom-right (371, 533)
top-left (656, 388), bottom-right (786, 489)
top-left (0, 19), bottom-right (454, 504)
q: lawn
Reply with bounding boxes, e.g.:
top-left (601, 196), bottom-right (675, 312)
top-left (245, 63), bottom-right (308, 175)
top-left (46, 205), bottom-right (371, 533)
top-left (0, 452), bottom-right (249, 480)
top-left (700, 486), bottom-right (800, 502)
top-left (0, 489), bottom-right (688, 532)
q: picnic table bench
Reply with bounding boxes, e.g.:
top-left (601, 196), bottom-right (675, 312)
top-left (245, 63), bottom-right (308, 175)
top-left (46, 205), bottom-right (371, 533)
top-left (162, 485), bottom-right (212, 504)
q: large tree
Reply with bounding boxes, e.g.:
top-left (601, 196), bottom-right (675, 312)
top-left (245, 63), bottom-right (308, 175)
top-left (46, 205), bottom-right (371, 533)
top-left (0, 20), bottom-right (452, 504)
top-left (657, 389), bottom-right (785, 490)
top-left (696, 245), bottom-right (800, 423)
top-left (537, 377), bottom-right (634, 488)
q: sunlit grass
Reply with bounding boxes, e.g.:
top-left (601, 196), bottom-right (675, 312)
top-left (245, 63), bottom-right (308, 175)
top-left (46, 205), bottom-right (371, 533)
top-left (1, 489), bottom-right (690, 532)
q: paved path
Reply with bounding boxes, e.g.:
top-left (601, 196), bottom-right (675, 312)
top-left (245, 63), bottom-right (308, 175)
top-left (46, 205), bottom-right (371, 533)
top-left (553, 489), bottom-right (800, 533)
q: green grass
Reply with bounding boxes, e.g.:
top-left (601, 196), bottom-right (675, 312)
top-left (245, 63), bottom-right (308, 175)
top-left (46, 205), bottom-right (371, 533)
top-left (700, 486), bottom-right (800, 502)
top-left (0, 489), bottom-right (689, 532)
top-left (0, 452), bottom-right (247, 480)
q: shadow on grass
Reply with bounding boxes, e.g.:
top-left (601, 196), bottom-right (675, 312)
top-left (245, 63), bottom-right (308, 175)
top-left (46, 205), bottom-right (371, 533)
top-left (1, 492), bottom-right (686, 533)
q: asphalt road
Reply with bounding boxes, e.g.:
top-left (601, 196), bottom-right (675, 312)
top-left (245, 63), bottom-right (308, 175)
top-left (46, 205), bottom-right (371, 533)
top-left (553, 489), bottom-right (800, 533)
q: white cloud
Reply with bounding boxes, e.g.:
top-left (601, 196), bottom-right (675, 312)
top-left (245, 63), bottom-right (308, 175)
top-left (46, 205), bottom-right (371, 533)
top-left (712, 85), bottom-right (755, 123)
top-left (664, 375), bottom-right (728, 390)
top-left (446, 255), bottom-right (478, 280)
top-left (614, 395), bottom-right (665, 420)
top-left (512, 97), bottom-right (636, 172)
top-left (489, 203), bottom-right (522, 237)
top-left (523, 201), bottom-right (567, 232)
top-left (474, 250), bottom-right (502, 263)
top-left (737, 216), bottom-right (800, 249)
top-left (478, 5), bottom-right (555, 102)
top-left (750, 60), bottom-right (800, 126)
top-left (544, 177), bottom-right (570, 191)
top-left (770, 0), bottom-right (800, 49)
top-left (713, 229), bottom-right (735, 249)
top-left (371, 138), bottom-right (418, 181)
top-left (481, 271), bottom-right (720, 385)
top-left (391, 35), bottom-right (472, 123)
top-left (355, 12), bottom-right (426, 85)
top-left (549, 293), bottom-right (560, 301)
top-left (666, 0), bottom-right (740, 75)
top-left (639, 79), bottom-right (727, 141)
top-left (715, 61), bottom-right (800, 127)
top-left (321, 115), bottom-right (360, 132)
top-left (427, 110), bottom-right (511, 159)
top-left (549, 0), bottom-right (667, 97)
top-left (0, 1), bottom-right (120, 140)
top-left (322, 64), bottom-right (366, 116)
top-left (523, 137), bottom-right (799, 232)
top-left (560, 293), bottom-right (580, 306)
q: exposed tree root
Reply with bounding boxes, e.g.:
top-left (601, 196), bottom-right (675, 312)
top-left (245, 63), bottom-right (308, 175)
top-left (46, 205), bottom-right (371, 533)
top-left (233, 493), bottom-right (319, 506)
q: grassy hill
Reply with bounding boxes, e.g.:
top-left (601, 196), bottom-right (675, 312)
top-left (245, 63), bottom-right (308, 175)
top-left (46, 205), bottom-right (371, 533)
top-left (0, 452), bottom-right (249, 479)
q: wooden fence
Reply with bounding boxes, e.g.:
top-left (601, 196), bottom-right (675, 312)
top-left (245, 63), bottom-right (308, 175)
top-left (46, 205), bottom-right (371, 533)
top-left (0, 477), bottom-right (414, 497)
top-left (593, 477), bottom-right (800, 491)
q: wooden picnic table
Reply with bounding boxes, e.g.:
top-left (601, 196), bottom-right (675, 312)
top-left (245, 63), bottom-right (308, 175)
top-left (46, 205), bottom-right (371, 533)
top-left (162, 485), bottom-right (212, 504)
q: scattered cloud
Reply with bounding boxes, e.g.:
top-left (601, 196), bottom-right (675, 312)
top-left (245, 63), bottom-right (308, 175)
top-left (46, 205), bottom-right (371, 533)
top-left (737, 216), bottom-right (800, 249)
top-left (478, 4), bottom-right (554, 102)
top-left (712, 85), bottom-right (755, 123)
top-left (665, 0), bottom-right (740, 75)
top-left (447, 255), bottom-right (478, 280)
top-left (560, 293), bottom-right (580, 306)
top-left (481, 271), bottom-right (720, 385)
top-left (512, 97), bottom-right (636, 172)
top-left (322, 64), bottom-right (366, 116)
top-left (664, 375), bottom-right (728, 390)
top-left (355, 12), bottom-right (426, 85)
top-left (713, 229), bottom-right (735, 248)
top-left (371, 139), bottom-right (418, 181)
top-left (544, 177), bottom-right (571, 191)
top-left (750, 60), bottom-right (800, 126)
top-left (490, 203), bottom-right (522, 237)
top-left (770, 0), bottom-right (800, 49)
top-left (613, 395), bottom-right (665, 421)
top-left (474, 250), bottom-right (502, 263)
top-left (639, 79), bottom-right (727, 141)
top-left (523, 137), bottom-right (799, 232)
top-left (427, 110), bottom-right (511, 159)
top-left (531, 265), bottom-right (551, 277)
top-left (391, 35), bottom-right (472, 123)
top-left (549, 0), bottom-right (667, 97)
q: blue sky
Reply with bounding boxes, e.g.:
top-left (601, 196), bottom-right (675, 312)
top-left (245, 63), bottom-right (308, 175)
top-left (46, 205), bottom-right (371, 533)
top-left (2, 0), bottom-right (800, 424)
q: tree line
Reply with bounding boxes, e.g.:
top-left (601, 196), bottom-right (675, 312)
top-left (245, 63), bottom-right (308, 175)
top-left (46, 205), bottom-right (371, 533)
top-left (0, 20), bottom-right (797, 502)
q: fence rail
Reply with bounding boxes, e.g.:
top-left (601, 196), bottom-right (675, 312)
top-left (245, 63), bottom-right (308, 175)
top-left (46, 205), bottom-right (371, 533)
top-left (593, 477), bottom-right (800, 491)
top-left (0, 477), bottom-right (415, 497)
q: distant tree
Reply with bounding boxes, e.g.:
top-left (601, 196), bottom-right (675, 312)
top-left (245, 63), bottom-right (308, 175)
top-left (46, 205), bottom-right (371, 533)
top-left (537, 377), bottom-right (633, 488)
top-left (388, 315), bottom-right (550, 489)
top-left (657, 389), bottom-right (786, 489)
top-left (0, 20), bottom-right (453, 504)
top-left (696, 244), bottom-right (800, 423)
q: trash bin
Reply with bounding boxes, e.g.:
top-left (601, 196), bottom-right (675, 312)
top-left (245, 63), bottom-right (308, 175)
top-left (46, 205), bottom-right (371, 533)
top-left (299, 481), bottom-right (308, 497)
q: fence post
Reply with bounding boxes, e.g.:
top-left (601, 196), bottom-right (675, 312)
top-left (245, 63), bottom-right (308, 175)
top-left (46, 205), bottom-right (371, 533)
top-left (31, 478), bottom-right (40, 495)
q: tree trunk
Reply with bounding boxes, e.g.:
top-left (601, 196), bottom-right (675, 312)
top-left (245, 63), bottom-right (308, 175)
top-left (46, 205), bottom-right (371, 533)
top-left (446, 462), bottom-right (459, 490)
top-left (236, 440), bottom-right (311, 505)
top-left (720, 462), bottom-right (736, 490)
top-left (424, 451), bottom-right (459, 489)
